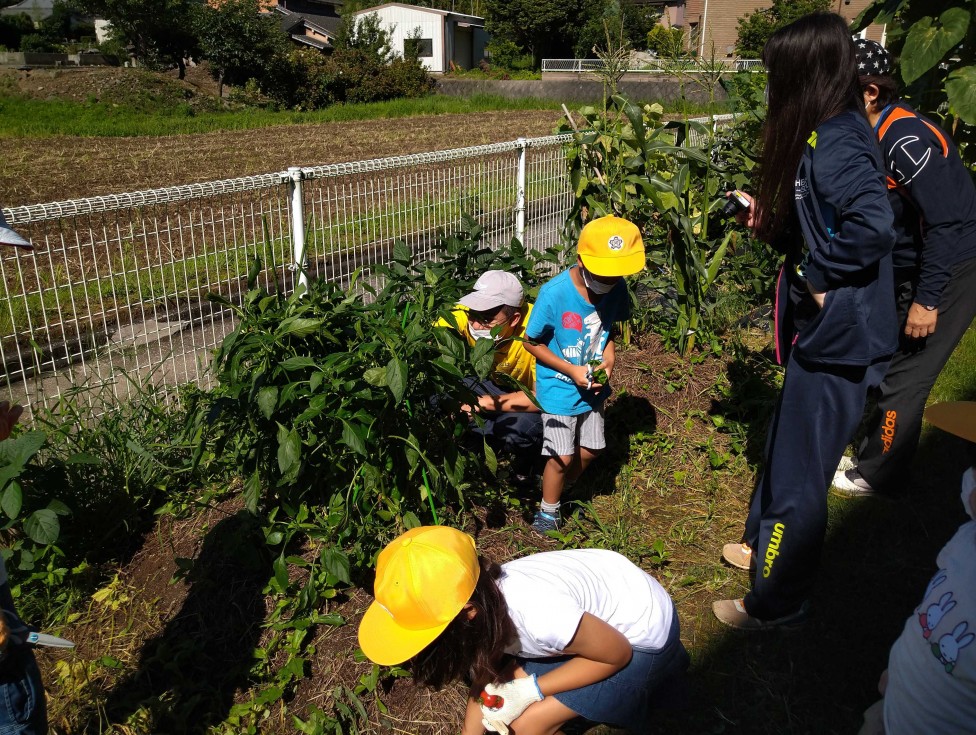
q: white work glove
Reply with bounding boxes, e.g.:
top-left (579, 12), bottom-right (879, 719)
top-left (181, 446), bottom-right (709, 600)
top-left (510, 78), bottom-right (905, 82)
top-left (479, 674), bottom-right (544, 731)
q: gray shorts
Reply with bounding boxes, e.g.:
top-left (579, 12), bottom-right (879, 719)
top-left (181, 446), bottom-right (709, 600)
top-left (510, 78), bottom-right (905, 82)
top-left (541, 407), bottom-right (606, 457)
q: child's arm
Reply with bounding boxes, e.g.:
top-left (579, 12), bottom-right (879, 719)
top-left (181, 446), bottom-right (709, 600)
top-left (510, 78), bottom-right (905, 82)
top-left (534, 612), bottom-right (633, 695)
top-left (466, 390), bottom-right (539, 414)
top-left (462, 696), bottom-right (487, 735)
top-left (523, 342), bottom-right (597, 389)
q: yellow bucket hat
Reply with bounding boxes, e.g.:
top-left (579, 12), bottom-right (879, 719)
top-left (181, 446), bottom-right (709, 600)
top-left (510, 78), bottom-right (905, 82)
top-left (358, 526), bottom-right (480, 666)
top-left (577, 215), bottom-right (645, 277)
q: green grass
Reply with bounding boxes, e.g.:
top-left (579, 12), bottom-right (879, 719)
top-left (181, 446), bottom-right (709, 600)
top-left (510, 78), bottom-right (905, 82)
top-left (929, 325), bottom-right (976, 402)
top-left (445, 68), bottom-right (542, 80)
top-left (0, 93), bottom-right (564, 138)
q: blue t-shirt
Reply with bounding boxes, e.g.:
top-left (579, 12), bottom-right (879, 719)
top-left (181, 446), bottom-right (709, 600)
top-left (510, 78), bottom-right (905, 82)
top-left (524, 267), bottom-right (629, 416)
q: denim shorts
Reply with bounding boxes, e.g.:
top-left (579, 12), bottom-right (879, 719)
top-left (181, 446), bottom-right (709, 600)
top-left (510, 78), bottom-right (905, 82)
top-left (521, 607), bottom-right (688, 732)
top-left (0, 649), bottom-right (47, 735)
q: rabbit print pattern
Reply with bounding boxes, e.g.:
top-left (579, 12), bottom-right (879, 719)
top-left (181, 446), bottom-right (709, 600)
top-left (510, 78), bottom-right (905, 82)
top-left (913, 572), bottom-right (975, 675)
top-left (877, 474), bottom-right (976, 733)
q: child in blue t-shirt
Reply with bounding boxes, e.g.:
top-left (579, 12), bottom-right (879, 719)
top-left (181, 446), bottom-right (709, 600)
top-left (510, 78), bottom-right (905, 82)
top-left (523, 216), bottom-right (646, 534)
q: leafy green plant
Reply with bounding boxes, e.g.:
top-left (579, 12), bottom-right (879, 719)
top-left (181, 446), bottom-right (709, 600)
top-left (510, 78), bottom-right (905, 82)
top-left (856, 0), bottom-right (976, 163)
top-left (189, 216), bottom-right (563, 569)
top-left (560, 93), bottom-right (736, 355)
top-left (0, 430), bottom-right (70, 573)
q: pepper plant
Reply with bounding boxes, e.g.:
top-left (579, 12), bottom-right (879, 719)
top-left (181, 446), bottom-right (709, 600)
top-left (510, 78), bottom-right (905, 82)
top-left (188, 217), bottom-right (562, 569)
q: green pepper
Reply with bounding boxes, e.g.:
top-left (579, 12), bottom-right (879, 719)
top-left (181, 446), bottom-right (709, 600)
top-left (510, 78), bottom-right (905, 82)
top-left (587, 360), bottom-right (608, 385)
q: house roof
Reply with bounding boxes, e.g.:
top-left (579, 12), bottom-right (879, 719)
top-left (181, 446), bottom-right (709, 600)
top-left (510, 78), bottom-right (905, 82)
top-left (274, 6), bottom-right (341, 39)
top-left (351, 2), bottom-right (483, 25)
top-left (292, 34), bottom-right (330, 50)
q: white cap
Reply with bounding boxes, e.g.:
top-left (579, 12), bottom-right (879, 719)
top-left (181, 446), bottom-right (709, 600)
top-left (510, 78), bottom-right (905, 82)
top-left (458, 271), bottom-right (524, 311)
top-left (0, 211), bottom-right (31, 249)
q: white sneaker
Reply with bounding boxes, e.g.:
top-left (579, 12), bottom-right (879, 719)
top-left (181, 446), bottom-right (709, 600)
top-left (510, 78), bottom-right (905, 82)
top-left (831, 468), bottom-right (876, 498)
top-left (836, 455), bottom-right (856, 473)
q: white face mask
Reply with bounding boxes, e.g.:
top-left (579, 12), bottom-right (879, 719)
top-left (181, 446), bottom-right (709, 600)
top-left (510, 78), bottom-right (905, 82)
top-left (580, 266), bottom-right (617, 295)
top-left (469, 324), bottom-right (495, 341)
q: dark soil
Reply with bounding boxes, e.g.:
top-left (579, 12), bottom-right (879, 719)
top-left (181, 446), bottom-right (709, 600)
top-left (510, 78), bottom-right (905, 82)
top-left (36, 332), bottom-right (739, 735)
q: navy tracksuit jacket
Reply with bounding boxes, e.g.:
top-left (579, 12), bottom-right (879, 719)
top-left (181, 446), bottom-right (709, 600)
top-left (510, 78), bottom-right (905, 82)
top-left (743, 108), bottom-right (898, 620)
top-left (854, 104), bottom-right (976, 492)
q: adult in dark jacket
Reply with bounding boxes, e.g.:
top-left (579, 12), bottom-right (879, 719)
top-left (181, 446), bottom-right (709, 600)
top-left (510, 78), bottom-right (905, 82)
top-left (832, 39), bottom-right (976, 497)
top-left (712, 13), bottom-right (898, 630)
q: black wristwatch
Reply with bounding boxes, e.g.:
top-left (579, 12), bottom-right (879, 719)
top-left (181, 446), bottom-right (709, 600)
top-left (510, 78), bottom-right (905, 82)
top-left (921, 304), bottom-right (938, 312)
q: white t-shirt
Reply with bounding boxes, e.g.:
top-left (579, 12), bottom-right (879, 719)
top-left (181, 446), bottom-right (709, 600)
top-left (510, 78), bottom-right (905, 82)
top-left (498, 549), bottom-right (673, 658)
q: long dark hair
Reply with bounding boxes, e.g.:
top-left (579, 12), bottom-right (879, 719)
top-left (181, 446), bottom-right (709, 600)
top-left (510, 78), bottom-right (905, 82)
top-left (410, 557), bottom-right (516, 693)
top-left (756, 12), bottom-right (863, 242)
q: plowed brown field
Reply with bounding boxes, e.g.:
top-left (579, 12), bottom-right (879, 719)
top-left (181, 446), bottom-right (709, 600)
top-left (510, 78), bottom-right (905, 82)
top-left (0, 110), bottom-right (564, 207)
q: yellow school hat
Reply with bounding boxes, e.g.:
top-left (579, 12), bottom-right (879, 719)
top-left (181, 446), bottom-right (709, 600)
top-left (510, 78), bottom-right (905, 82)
top-left (925, 402), bottom-right (976, 443)
top-left (358, 526), bottom-right (480, 666)
top-left (577, 215), bottom-right (645, 277)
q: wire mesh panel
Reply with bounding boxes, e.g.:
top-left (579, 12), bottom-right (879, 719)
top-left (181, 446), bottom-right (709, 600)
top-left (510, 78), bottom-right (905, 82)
top-left (300, 142), bottom-right (523, 288)
top-left (523, 135), bottom-right (575, 252)
top-left (1, 177), bottom-right (292, 419)
top-left (3, 126), bottom-right (731, 420)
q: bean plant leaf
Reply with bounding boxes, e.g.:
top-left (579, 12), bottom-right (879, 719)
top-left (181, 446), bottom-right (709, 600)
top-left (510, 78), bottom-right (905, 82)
top-left (280, 356), bottom-right (317, 371)
top-left (404, 432), bottom-right (420, 471)
top-left (901, 8), bottom-right (970, 84)
top-left (431, 358), bottom-right (463, 378)
top-left (946, 65), bottom-right (976, 124)
top-left (1, 482), bottom-right (22, 519)
top-left (0, 430), bottom-right (46, 471)
top-left (257, 386), bottom-right (278, 420)
top-left (392, 240), bottom-right (412, 264)
top-left (47, 499), bottom-right (70, 516)
top-left (276, 424), bottom-right (302, 484)
top-left (340, 420), bottom-right (367, 456)
top-left (471, 338), bottom-right (496, 380)
top-left (244, 471), bottom-right (262, 513)
top-left (273, 553), bottom-right (289, 593)
top-left (309, 372), bottom-right (324, 392)
top-left (247, 256), bottom-right (262, 288)
top-left (402, 511), bottom-right (421, 530)
top-left (276, 317), bottom-right (322, 339)
top-left (320, 548), bottom-right (351, 585)
top-left (387, 358), bottom-right (408, 404)
top-left (23, 508), bottom-right (59, 545)
top-left (363, 366), bottom-right (389, 387)
top-left (483, 441), bottom-right (497, 475)
top-left (854, 0), bottom-right (909, 29)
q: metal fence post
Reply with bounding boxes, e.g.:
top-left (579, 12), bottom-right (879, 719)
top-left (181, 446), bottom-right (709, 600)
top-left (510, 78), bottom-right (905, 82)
top-left (287, 166), bottom-right (309, 294)
top-left (515, 138), bottom-right (527, 245)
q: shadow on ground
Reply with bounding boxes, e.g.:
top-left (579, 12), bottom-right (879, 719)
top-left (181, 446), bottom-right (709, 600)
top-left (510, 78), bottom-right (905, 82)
top-left (574, 393), bottom-right (659, 502)
top-left (98, 510), bottom-right (271, 733)
top-left (650, 413), bottom-right (975, 734)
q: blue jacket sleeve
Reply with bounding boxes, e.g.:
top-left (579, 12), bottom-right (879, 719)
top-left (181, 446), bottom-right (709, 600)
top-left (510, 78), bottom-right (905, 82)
top-left (803, 123), bottom-right (896, 292)
top-left (886, 126), bottom-right (961, 306)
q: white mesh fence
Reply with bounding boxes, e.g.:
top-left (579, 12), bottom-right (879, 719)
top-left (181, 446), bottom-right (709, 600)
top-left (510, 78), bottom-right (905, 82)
top-left (1, 136), bottom-right (575, 420)
top-left (2, 118), bottom-right (732, 422)
top-left (541, 59), bottom-right (763, 73)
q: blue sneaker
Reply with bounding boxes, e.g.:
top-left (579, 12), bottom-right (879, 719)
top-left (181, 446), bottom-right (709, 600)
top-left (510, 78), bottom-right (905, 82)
top-left (531, 510), bottom-right (560, 535)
